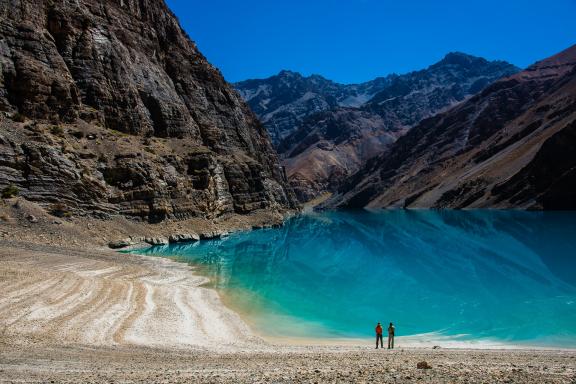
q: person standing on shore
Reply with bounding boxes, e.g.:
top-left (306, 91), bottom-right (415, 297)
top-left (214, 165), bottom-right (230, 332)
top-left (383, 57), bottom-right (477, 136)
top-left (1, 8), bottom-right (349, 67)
top-left (388, 322), bottom-right (395, 349)
top-left (375, 322), bottom-right (383, 349)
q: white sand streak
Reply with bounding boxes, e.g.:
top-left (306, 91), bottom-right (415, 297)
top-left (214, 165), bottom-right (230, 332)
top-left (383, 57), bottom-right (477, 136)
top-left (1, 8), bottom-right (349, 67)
top-left (0, 246), bottom-right (263, 351)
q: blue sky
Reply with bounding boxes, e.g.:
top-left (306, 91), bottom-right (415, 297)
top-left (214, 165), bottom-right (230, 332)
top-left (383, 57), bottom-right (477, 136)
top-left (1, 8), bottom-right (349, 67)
top-left (166, 0), bottom-right (576, 84)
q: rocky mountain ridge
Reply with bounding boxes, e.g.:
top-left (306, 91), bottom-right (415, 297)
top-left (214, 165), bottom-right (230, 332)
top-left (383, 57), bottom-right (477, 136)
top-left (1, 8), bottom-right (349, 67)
top-left (0, 0), bottom-right (297, 223)
top-left (236, 54), bottom-right (519, 201)
top-left (327, 44), bottom-right (576, 210)
top-left (235, 70), bottom-right (393, 146)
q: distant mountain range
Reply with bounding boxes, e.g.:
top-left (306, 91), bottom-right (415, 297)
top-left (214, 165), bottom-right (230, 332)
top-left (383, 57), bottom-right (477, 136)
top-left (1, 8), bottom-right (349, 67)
top-left (235, 71), bottom-right (393, 145)
top-left (3, 0), bottom-right (571, 218)
top-left (326, 44), bottom-right (576, 210)
top-left (235, 54), bottom-right (519, 201)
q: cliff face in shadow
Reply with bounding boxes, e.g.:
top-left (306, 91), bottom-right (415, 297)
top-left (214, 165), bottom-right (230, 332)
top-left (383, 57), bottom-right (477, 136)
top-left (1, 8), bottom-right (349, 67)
top-left (328, 45), bottom-right (576, 210)
top-left (0, 0), bottom-right (297, 222)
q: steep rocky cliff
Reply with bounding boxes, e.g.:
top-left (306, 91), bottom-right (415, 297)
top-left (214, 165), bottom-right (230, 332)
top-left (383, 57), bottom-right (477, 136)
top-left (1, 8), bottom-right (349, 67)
top-left (328, 45), bottom-right (576, 210)
top-left (0, 0), bottom-right (297, 223)
top-left (237, 55), bottom-right (518, 201)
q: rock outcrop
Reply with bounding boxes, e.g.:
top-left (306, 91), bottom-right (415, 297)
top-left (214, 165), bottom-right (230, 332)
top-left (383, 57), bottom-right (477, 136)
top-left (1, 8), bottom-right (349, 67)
top-left (328, 44), bottom-right (576, 210)
top-left (236, 55), bottom-right (519, 201)
top-left (0, 0), bottom-right (297, 222)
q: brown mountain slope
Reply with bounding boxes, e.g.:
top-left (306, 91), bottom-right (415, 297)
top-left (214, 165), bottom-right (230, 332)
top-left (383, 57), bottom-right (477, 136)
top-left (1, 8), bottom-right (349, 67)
top-left (279, 108), bottom-right (404, 200)
top-left (275, 54), bottom-right (518, 202)
top-left (0, 0), bottom-right (297, 222)
top-left (328, 44), bottom-right (576, 210)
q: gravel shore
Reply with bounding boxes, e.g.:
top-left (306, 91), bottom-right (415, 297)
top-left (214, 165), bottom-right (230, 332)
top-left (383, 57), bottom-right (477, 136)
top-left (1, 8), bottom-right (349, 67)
top-left (2, 341), bottom-right (575, 383)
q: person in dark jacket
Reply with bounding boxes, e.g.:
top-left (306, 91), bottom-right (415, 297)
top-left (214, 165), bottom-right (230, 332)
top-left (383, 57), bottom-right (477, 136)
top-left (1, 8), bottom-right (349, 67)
top-left (388, 322), bottom-right (395, 349)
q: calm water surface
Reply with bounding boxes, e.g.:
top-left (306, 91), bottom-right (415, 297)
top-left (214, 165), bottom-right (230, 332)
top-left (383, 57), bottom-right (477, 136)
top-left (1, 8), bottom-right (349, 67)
top-left (134, 211), bottom-right (576, 348)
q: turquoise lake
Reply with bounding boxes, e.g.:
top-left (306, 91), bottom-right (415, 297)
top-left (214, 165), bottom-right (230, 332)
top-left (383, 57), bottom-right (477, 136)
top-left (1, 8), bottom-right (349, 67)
top-left (134, 210), bottom-right (576, 348)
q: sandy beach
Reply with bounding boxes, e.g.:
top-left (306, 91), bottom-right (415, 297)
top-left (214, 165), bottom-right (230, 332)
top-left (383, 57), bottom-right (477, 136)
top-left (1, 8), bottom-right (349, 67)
top-left (1, 240), bottom-right (575, 383)
top-left (0, 242), bottom-right (262, 351)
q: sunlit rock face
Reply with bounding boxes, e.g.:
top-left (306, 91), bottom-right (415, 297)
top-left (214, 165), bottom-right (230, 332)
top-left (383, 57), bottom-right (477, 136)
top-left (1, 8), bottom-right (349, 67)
top-left (329, 44), bottom-right (576, 210)
top-left (0, 0), bottom-right (298, 221)
top-left (236, 55), bottom-right (518, 201)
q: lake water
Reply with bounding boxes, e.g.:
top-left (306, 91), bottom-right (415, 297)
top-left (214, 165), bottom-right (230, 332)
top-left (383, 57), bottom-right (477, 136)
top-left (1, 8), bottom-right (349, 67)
top-left (134, 210), bottom-right (576, 348)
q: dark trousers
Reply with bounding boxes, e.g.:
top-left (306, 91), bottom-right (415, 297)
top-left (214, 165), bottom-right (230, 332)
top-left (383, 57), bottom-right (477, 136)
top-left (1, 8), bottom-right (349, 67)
top-left (388, 334), bottom-right (394, 349)
top-left (376, 334), bottom-right (383, 348)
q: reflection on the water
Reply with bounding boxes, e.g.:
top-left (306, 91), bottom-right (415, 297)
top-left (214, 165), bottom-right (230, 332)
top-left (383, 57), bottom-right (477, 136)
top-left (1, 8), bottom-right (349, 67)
top-left (136, 210), bottom-right (576, 347)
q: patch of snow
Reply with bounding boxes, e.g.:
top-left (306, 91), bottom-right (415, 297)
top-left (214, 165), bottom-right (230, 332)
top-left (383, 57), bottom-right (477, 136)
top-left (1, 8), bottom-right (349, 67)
top-left (237, 84), bottom-right (270, 102)
top-left (338, 93), bottom-right (376, 108)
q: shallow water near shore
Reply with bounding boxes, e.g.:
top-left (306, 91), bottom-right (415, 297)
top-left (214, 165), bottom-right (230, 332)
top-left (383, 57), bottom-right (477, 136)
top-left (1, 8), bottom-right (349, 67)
top-left (134, 210), bottom-right (576, 348)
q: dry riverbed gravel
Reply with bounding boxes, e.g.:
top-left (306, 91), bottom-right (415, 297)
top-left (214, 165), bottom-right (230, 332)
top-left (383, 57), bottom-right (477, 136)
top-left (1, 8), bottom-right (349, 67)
top-left (1, 343), bottom-right (575, 383)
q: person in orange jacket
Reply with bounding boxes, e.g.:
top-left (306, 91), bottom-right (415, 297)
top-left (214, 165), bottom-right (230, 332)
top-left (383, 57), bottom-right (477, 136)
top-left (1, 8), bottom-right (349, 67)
top-left (375, 322), bottom-right (383, 349)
